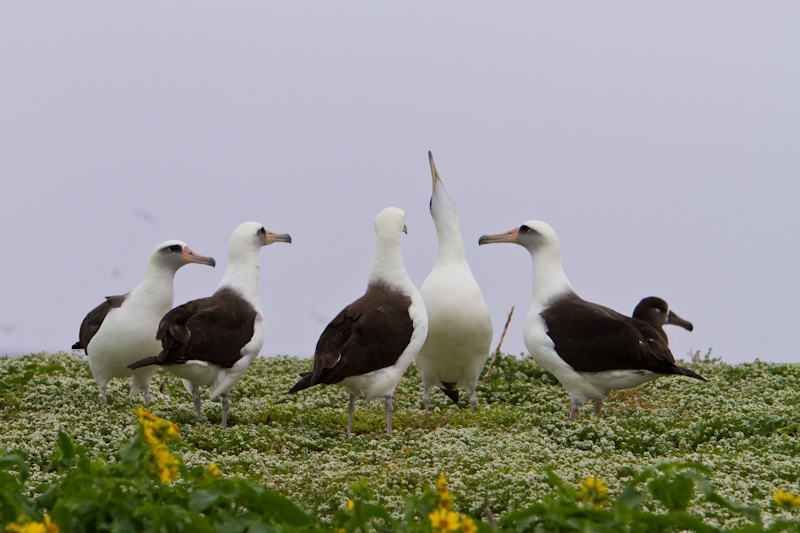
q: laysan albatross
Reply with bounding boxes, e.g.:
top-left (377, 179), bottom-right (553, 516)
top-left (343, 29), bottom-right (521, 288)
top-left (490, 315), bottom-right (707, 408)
top-left (289, 207), bottom-right (428, 437)
top-left (415, 152), bottom-right (493, 412)
top-left (633, 296), bottom-right (693, 344)
top-left (479, 220), bottom-right (706, 420)
top-left (129, 222), bottom-right (291, 428)
top-left (73, 241), bottom-right (216, 404)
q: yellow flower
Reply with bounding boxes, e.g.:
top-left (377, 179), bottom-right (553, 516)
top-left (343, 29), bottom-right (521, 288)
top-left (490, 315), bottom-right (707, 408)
top-left (439, 490), bottom-right (453, 509)
top-left (136, 408), bottom-right (180, 444)
top-left (150, 443), bottom-right (179, 484)
top-left (44, 516), bottom-right (58, 533)
top-left (579, 476), bottom-right (609, 508)
top-left (207, 463), bottom-right (221, 478)
top-left (774, 489), bottom-right (800, 510)
top-left (429, 508), bottom-right (460, 531)
top-left (437, 473), bottom-right (448, 494)
top-left (460, 516), bottom-right (477, 533)
top-left (347, 500), bottom-right (354, 510)
top-left (5, 515), bottom-right (58, 533)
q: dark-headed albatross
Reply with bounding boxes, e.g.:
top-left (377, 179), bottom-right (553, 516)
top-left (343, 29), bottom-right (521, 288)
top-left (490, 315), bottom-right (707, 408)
top-left (479, 221), bottom-right (705, 420)
top-left (73, 241), bottom-right (216, 404)
top-left (633, 296), bottom-right (693, 344)
top-left (129, 222), bottom-right (291, 428)
top-left (415, 152), bottom-right (493, 412)
top-left (289, 207), bottom-right (428, 437)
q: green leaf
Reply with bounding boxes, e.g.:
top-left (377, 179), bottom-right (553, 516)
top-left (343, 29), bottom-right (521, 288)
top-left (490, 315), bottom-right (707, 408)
top-left (0, 453), bottom-right (29, 481)
top-left (648, 473), bottom-right (696, 512)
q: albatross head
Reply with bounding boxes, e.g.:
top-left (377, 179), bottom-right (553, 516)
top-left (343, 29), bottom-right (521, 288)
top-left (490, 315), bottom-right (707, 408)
top-left (479, 220), bottom-right (572, 301)
top-left (479, 220), bottom-right (561, 258)
top-left (152, 240), bottom-right (216, 271)
top-left (228, 221), bottom-right (292, 262)
top-left (633, 296), bottom-right (694, 332)
top-left (374, 207), bottom-right (408, 242)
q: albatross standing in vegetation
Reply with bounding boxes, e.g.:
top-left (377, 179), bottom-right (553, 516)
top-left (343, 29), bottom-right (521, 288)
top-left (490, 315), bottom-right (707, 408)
top-left (289, 207), bottom-right (428, 437)
top-left (479, 220), bottom-right (706, 420)
top-left (129, 222), bottom-right (291, 428)
top-left (415, 152), bottom-right (493, 412)
top-left (73, 241), bottom-right (216, 404)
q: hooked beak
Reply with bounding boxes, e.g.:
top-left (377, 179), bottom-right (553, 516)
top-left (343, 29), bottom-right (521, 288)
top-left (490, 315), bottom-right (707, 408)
top-left (667, 310), bottom-right (694, 332)
top-left (266, 231), bottom-right (292, 245)
top-left (182, 247), bottom-right (216, 267)
top-left (479, 227), bottom-right (519, 245)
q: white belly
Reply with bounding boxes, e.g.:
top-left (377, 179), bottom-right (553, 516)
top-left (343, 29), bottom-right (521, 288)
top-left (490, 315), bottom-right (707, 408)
top-left (416, 265), bottom-right (493, 388)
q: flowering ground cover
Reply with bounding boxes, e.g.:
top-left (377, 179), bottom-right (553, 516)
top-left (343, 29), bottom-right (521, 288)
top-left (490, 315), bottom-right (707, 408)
top-left (1, 351), bottom-right (799, 530)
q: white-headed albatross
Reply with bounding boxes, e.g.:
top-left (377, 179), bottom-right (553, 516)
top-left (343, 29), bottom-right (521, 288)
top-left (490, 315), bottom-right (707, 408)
top-left (633, 296), bottom-right (693, 344)
top-left (73, 241), bottom-right (216, 404)
top-left (415, 152), bottom-right (493, 412)
top-left (479, 220), bottom-right (706, 420)
top-left (289, 207), bottom-right (428, 437)
top-left (129, 222), bottom-right (291, 428)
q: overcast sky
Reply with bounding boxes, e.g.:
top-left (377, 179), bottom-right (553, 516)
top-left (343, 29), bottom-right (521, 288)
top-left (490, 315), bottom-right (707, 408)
top-left (1, 2), bottom-right (798, 364)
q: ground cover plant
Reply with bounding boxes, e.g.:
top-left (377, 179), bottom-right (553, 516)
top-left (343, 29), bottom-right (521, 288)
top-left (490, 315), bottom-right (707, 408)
top-left (1, 351), bottom-right (799, 530)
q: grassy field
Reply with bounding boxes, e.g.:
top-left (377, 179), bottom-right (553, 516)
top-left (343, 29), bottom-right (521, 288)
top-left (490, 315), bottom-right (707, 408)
top-left (1, 351), bottom-right (799, 528)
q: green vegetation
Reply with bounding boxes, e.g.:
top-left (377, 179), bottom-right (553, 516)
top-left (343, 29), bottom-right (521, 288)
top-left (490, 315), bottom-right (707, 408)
top-left (1, 351), bottom-right (799, 531)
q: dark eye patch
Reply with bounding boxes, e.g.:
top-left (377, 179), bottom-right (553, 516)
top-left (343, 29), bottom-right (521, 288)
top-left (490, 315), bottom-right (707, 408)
top-left (520, 225), bottom-right (533, 233)
top-left (166, 244), bottom-right (182, 253)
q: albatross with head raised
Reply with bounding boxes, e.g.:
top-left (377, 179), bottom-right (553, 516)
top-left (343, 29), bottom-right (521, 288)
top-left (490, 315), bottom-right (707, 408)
top-left (289, 207), bottom-right (428, 437)
top-left (479, 221), bottom-right (705, 420)
top-left (415, 152), bottom-right (493, 412)
top-left (129, 222), bottom-right (291, 428)
top-left (73, 241), bottom-right (216, 404)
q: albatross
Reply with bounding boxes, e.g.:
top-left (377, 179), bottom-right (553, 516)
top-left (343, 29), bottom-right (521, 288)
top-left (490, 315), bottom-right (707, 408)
top-left (479, 220), bottom-right (705, 420)
top-left (415, 152), bottom-right (493, 412)
top-left (633, 296), bottom-right (693, 344)
top-left (129, 222), bottom-right (291, 428)
top-left (289, 207), bottom-right (428, 437)
top-left (73, 241), bottom-right (216, 404)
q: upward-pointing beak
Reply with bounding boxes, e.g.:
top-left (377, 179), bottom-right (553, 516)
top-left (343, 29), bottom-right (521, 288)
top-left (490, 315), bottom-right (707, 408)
top-left (478, 227), bottom-right (519, 245)
top-left (182, 247), bottom-right (216, 267)
top-left (428, 151), bottom-right (443, 189)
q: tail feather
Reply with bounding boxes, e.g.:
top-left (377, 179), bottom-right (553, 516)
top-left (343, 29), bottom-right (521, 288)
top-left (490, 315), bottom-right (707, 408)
top-left (128, 356), bottom-right (160, 370)
top-left (288, 372), bottom-right (313, 394)
top-left (674, 365), bottom-right (707, 382)
top-left (440, 382), bottom-right (459, 405)
top-left (71, 341), bottom-right (83, 351)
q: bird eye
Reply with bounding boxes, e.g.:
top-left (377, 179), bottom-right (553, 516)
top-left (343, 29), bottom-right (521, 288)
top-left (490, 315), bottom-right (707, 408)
top-left (519, 225), bottom-right (532, 233)
top-left (167, 244), bottom-right (182, 252)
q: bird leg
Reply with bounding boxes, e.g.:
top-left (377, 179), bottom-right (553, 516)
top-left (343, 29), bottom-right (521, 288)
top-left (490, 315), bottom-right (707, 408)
top-left (100, 385), bottom-right (108, 406)
top-left (594, 399), bottom-right (604, 416)
top-left (143, 386), bottom-right (152, 405)
top-left (568, 402), bottom-right (579, 421)
top-left (423, 386), bottom-right (430, 414)
top-left (347, 393), bottom-right (357, 438)
top-left (385, 395), bottom-right (393, 437)
top-left (221, 394), bottom-right (230, 429)
top-left (191, 384), bottom-right (203, 421)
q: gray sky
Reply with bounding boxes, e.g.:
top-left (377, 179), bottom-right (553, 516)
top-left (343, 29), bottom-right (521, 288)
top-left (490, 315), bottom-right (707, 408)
top-left (1, 3), bottom-right (798, 363)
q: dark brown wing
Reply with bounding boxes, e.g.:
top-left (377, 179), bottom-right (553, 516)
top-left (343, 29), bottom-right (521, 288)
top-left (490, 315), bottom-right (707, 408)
top-left (293, 284), bottom-right (413, 390)
top-left (154, 288), bottom-right (256, 369)
top-left (541, 293), bottom-right (681, 374)
top-left (74, 294), bottom-right (128, 353)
